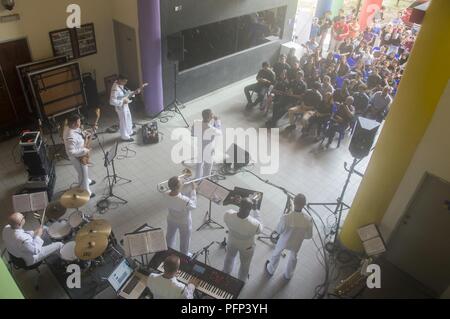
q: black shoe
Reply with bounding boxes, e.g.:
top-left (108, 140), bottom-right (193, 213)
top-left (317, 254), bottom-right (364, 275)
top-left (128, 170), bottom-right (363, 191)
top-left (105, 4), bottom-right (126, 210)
top-left (90, 193), bottom-right (96, 199)
top-left (123, 138), bottom-right (134, 143)
top-left (264, 260), bottom-right (273, 277)
top-left (89, 180), bottom-right (96, 186)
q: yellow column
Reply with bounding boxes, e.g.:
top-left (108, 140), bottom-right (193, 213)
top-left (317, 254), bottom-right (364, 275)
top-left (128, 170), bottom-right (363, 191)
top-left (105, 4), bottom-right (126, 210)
top-left (340, 0), bottom-right (450, 252)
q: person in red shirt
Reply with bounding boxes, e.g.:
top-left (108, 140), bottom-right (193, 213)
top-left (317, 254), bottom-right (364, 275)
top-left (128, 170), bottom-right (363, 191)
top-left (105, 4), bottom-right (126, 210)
top-left (330, 16), bottom-right (349, 53)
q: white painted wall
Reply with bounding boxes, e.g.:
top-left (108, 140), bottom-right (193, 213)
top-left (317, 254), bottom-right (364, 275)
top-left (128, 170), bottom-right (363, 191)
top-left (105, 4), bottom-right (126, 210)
top-left (380, 80), bottom-right (450, 241)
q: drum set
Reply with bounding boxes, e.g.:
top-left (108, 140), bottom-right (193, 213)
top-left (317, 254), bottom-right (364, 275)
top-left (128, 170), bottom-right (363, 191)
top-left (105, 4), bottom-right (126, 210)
top-left (44, 188), bottom-right (118, 269)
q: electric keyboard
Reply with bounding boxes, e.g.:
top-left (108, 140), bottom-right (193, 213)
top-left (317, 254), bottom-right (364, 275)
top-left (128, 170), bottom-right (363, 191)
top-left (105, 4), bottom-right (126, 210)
top-left (149, 249), bottom-right (244, 299)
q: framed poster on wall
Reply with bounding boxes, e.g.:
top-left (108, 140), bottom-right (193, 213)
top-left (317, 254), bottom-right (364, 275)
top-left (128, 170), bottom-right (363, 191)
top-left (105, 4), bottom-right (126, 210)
top-left (49, 29), bottom-right (75, 59)
top-left (49, 23), bottom-right (97, 60)
top-left (76, 23), bottom-right (97, 57)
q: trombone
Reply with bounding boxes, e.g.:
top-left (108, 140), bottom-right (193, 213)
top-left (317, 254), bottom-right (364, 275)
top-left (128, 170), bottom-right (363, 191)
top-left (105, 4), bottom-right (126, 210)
top-left (157, 168), bottom-right (217, 193)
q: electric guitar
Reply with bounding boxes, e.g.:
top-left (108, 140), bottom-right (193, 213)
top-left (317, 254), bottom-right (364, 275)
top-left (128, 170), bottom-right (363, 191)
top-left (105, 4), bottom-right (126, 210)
top-left (121, 83), bottom-right (149, 105)
top-left (79, 108), bottom-right (101, 166)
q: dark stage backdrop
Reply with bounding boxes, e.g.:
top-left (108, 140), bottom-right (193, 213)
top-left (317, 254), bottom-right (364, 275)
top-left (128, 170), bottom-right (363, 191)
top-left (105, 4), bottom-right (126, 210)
top-left (160, 0), bottom-right (299, 106)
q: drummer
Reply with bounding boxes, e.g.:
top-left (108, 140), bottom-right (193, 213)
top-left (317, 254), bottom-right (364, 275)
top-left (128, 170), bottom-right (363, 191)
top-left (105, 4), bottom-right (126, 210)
top-left (2, 213), bottom-right (63, 267)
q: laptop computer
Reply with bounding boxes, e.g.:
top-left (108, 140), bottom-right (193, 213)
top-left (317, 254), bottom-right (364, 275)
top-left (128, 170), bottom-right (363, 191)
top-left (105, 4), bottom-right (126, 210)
top-left (108, 259), bottom-right (147, 299)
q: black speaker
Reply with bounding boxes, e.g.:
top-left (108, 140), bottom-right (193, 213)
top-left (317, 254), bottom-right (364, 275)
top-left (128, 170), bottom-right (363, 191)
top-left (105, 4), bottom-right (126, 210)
top-left (167, 33), bottom-right (184, 62)
top-left (349, 117), bottom-right (380, 159)
top-left (225, 144), bottom-right (250, 170)
top-left (83, 73), bottom-right (99, 109)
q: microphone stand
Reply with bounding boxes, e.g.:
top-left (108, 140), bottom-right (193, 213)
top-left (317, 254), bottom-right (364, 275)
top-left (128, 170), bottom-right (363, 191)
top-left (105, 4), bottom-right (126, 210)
top-left (191, 241), bottom-right (217, 265)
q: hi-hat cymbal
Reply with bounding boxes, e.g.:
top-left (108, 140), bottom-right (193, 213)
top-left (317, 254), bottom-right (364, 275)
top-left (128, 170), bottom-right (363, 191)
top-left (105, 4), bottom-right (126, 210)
top-left (60, 188), bottom-right (90, 209)
top-left (77, 219), bottom-right (112, 238)
top-left (45, 201), bottom-right (67, 220)
top-left (75, 234), bottom-right (109, 260)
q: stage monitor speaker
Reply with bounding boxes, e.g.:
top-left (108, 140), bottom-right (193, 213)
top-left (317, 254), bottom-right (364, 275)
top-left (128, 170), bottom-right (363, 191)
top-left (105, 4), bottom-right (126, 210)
top-left (167, 33), bottom-right (184, 62)
top-left (225, 144), bottom-right (250, 170)
top-left (349, 117), bottom-right (380, 159)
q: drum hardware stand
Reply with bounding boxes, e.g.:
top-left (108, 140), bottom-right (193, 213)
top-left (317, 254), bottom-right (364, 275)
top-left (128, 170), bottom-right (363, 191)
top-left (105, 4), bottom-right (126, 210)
top-left (196, 199), bottom-right (224, 231)
top-left (191, 241), bottom-right (216, 266)
top-left (96, 139), bottom-right (129, 211)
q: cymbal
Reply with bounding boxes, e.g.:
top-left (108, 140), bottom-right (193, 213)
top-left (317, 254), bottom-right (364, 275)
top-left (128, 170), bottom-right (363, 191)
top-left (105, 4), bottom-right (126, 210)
top-left (45, 201), bottom-right (67, 220)
top-left (75, 234), bottom-right (109, 260)
top-left (60, 188), bottom-right (90, 209)
top-left (77, 219), bottom-right (112, 238)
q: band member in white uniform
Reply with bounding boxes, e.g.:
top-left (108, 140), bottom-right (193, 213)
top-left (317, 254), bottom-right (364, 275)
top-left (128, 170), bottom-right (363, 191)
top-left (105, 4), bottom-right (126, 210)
top-left (2, 213), bottom-right (63, 267)
top-left (63, 114), bottom-right (95, 197)
top-left (192, 109), bottom-right (222, 179)
top-left (163, 177), bottom-right (197, 255)
top-left (110, 75), bottom-right (140, 142)
top-left (223, 198), bottom-right (263, 282)
top-left (148, 255), bottom-right (199, 299)
top-left (265, 194), bottom-right (313, 280)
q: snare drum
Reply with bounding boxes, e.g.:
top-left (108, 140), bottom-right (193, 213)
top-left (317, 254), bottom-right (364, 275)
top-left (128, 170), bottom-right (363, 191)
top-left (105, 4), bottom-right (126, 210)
top-left (60, 241), bottom-right (77, 262)
top-left (69, 211), bottom-right (86, 229)
top-left (48, 220), bottom-right (72, 241)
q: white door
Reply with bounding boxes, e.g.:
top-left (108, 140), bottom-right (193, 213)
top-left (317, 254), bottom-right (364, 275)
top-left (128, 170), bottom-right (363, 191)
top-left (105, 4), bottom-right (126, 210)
top-left (386, 174), bottom-right (450, 296)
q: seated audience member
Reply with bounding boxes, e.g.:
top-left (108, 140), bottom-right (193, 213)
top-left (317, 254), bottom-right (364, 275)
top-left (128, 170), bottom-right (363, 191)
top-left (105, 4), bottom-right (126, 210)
top-left (336, 56), bottom-right (351, 78)
top-left (244, 62), bottom-right (275, 108)
top-left (321, 75), bottom-right (335, 96)
top-left (323, 97), bottom-right (355, 148)
top-left (338, 37), bottom-right (354, 57)
top-left (286, 82), bottom-right (323, 132)
top-left (352, 84), bottom-right (370, 116)
top-left (273, 54), bottom-right (291, 79)
top-left (309, 92), bottom-right (334, 139)
top-left (266, 71), bottom-right (291, 127)
top-left (367, 86), bottom-right (393, 122)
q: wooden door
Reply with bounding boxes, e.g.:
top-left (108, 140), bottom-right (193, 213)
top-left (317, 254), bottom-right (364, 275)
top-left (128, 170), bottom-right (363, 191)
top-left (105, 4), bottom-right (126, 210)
top-left (0, 38), bottom-right (32, 129)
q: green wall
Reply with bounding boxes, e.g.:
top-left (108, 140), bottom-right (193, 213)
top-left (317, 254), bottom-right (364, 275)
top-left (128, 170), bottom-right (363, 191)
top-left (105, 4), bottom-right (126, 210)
top-left (332, 0), bottom-right (344, 16)
top-left (0, 259), bottom-right (24, 299)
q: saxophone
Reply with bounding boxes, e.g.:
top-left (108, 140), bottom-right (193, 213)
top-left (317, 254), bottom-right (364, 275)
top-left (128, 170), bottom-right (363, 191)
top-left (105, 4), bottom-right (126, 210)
top-left (334, 258), bottom-right (372, 297)
top-left (79, 108), bottom-right (101, 166)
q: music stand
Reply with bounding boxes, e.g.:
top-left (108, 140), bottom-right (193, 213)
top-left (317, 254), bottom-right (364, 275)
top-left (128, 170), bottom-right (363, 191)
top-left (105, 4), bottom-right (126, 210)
top-left (97, 140), bottom-right (129, 210)
top-left (196, 179), bottom-right (229, 231)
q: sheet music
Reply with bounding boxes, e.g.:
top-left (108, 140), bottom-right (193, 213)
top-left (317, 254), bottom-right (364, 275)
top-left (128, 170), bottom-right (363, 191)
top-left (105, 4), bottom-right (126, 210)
top-left (125, 229), bottom-right (167, 257)
top-left (198, 180), bottom-right (230, 205)
top-left (146, 229), bottom-right (167, 253)
top-left (30, 192), bottom-right (48, 211)
top-left (12, 194), bottom-right (32, 213)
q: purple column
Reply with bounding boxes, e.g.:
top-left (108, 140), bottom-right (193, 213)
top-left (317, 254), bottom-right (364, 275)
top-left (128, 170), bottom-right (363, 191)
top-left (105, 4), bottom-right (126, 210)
top-left (138, 0), bottom-right (164, 116)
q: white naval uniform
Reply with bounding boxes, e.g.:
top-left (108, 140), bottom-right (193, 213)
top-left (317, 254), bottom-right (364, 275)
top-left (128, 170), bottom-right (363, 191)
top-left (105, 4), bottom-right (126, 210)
top-left (191, 119), bottom-right (222, 179)
top-left (147, 273), bottom-right (195, 299)
top-left (63, 127), bottom-right (92, 195)
top-left (2, 225), bottom-right (63, 267)
top-left (110, 81), bottom-right (134, 141)
top-left (266, 209), bottom-right (313, 279)
top-left (223, 209), bottom-right (263, 282)
top-left (164, 189), bottom-right (197, 255)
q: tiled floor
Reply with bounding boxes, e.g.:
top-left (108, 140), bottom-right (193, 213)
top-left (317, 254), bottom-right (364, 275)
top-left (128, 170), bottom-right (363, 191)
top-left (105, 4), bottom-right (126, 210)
top-left (0, 77), bottom-right (373, 299)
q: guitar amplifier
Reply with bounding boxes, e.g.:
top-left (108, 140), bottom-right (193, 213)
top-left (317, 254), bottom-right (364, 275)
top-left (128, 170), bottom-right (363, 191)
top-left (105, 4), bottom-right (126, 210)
top-left (142, 122), bottom-right (160, 145)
